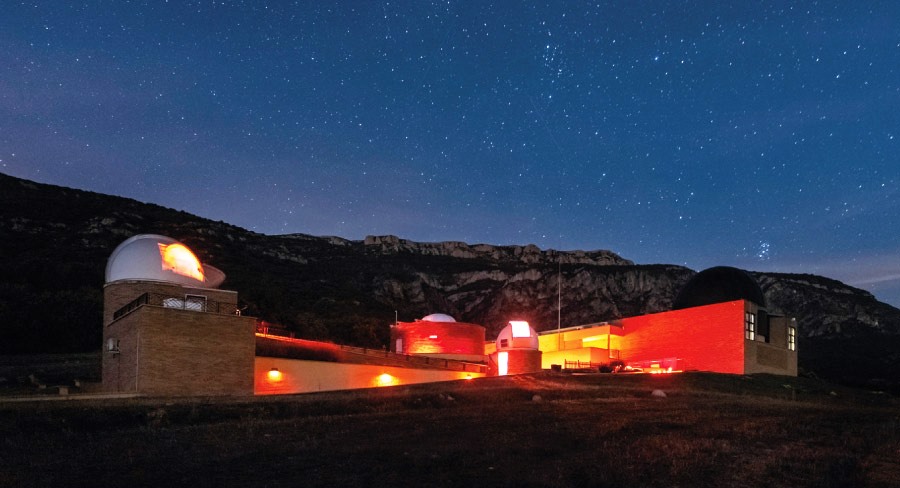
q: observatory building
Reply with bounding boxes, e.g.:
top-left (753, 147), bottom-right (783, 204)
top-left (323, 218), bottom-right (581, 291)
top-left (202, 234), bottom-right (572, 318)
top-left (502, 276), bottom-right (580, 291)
top-left (537, 267), bottom-right (798, 376)
top-left (390, 313), bottom-right (485, 362)
top-left (102, 234), bottom-right (256, 396)
top-left (487, 321), bottom-right (543, 376)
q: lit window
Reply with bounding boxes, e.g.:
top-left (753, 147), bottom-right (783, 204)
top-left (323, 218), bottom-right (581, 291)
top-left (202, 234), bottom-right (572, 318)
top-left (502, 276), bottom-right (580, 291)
top-left (498, 351), bottom-right (509, 376)
top-left (788, 326), bottom-right (796, 351)
top-left (745, 312), bottom-right (756, 340)
top-left (510, 321), bottom-right (531, 338)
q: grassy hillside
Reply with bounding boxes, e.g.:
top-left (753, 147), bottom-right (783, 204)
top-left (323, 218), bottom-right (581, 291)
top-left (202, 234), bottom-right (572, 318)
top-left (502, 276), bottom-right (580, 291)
top-left (1, 372), bottom-right (897, 487)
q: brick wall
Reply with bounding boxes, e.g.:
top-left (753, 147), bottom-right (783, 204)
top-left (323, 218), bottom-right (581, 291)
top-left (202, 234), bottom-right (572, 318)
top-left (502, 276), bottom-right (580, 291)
top-left (390, 321), bottom-right (485, 360)
top-left (102, 313), bottom-right (140, 392)
top-left (103, 281), bottom-right (254, 396)
top-left (489, 349), bottom-right (542, 376)
top-left (617, 300), bottom-right (747, 374)
top-left (136, 306), bottom-right (256, 395)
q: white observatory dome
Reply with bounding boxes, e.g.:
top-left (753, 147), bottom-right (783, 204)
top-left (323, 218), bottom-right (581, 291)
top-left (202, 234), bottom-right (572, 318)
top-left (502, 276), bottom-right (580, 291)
top-left (420, 313), bottom-right (457, 322)
top-left (496, 320), bottom-right (539, 350)
top-left (105, 234), bottom-right (225, 288)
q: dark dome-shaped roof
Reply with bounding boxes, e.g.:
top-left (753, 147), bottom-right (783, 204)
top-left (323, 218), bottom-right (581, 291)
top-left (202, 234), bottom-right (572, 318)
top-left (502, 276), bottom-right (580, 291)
top-left (673, 266), bottom-right (766, 310)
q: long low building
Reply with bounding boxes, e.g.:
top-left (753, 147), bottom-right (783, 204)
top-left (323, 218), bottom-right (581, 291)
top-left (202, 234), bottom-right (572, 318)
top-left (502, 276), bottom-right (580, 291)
top-left (534, 299), bottom-right (797, 375)
top-left (521, 267), bottom-right (797, 376)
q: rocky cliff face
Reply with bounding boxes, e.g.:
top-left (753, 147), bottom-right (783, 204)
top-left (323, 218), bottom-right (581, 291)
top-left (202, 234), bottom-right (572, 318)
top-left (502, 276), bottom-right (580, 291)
top-left (755, 272), bottom-right (900, 338)
top-left (360, 234), bottom-right (632, 266)
top-left (1, 172), bottom-right (899, 389)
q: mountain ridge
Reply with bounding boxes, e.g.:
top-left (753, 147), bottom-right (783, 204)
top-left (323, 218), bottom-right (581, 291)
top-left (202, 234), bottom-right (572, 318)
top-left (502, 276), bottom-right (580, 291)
top-left (2, 172), bottom-right (898, 390)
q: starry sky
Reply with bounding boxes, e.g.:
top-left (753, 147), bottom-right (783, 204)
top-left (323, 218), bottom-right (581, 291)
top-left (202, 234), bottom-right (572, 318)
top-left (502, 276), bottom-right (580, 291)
top-left (3, 2), bottom-right (900, 306)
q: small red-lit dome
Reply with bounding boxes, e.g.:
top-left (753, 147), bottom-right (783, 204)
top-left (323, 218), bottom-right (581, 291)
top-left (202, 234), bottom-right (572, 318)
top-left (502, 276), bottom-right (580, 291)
top-left (105, 234), bottom-right (225, 288)
top-left (421, 313), bottom-right (456, 322)
top-left (391, 314), bottom-right (485, 361)
top-left (495, 320), bottom-right (539, 350)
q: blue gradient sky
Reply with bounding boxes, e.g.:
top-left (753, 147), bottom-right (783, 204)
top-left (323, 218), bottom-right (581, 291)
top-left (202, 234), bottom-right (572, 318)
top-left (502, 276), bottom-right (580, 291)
top-left (2, 2), bottom-right (899, 306)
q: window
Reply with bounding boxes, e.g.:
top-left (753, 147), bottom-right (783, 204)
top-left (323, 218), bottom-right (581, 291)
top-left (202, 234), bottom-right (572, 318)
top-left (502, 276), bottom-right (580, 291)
top-left (184, 294), bottom-right (207, 312)
top-left (788, 326), bottom-right (796, 351)
top-left (510, 321), bottom-right (531, 338)
top-left (745, 312), bottom-right (756, 340)
top-left (500, 338), bottom-right (509, 348)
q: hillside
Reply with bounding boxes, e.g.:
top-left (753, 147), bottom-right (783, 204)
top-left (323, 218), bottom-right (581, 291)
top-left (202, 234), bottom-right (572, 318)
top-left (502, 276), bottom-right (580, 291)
top-left (1, 172), bottom-right (899, 389)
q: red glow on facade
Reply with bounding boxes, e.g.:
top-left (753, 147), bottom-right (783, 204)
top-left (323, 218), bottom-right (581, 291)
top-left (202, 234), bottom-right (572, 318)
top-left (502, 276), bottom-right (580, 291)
top-left (616, 300), bottom-right (746, 374)
top-left (390, 320), bottom-right (485, 360)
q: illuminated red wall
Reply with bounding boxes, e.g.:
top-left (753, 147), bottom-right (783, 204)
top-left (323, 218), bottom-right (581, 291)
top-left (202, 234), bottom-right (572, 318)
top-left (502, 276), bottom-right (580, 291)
top-left (254, 357), bottom-right (482, 395)
top-left (391, 321), bottom-right (485, 359)
top-left (617, 300), bottom-right (746, 374)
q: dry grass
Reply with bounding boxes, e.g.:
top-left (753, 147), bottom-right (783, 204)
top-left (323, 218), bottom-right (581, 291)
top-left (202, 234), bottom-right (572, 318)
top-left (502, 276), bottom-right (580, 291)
top-left (1, 372), bottom-right (898, 487)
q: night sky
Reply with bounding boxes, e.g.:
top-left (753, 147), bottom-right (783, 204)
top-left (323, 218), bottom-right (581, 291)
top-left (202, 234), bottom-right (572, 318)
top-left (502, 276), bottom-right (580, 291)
top-left (3, 2), bottom-right (899, 306)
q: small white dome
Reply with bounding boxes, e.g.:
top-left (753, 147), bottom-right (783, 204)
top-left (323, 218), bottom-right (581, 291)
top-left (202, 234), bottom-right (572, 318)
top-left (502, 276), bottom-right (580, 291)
top-left (496, 320), bottom-right (539, 350)
top-left (421, 313), bottom-right (456, 322)
top-left (105, 234), bottom-right (225, 287)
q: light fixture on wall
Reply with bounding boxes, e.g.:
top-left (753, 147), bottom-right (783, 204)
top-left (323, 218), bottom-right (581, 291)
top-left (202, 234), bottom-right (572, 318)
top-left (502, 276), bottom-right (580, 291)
top-left (376, 373), bottom-right (397, 386)
top-left (267, 368), bottom-right (282, 381)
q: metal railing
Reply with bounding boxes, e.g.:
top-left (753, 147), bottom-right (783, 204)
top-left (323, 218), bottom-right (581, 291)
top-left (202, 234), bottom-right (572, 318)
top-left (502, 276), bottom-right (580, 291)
top-left (564, 360), bottom-right (602, 370)
top-left (112, 292), bottom-right (238, 321)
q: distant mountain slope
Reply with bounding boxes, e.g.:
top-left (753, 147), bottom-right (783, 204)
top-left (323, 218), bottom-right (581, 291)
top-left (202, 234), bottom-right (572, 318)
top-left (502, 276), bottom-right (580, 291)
top-left (2, 172), bottom-right (898, 390)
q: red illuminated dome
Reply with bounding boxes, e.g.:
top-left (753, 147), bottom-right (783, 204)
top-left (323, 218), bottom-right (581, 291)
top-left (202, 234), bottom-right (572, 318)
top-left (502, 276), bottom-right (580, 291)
top-left (391, 314), bottom-right (485, 362)
top-left (105, 234), bottom-right (225, 288)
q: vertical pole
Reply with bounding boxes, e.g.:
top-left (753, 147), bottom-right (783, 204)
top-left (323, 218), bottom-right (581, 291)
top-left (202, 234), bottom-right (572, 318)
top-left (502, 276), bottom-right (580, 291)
top-left (557, 256), bottom-right (562, 351)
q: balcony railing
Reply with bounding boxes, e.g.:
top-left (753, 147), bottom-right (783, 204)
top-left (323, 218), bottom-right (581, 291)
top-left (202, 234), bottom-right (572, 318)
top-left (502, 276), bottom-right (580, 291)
top-left (112, 292), bottom-right (238, 321)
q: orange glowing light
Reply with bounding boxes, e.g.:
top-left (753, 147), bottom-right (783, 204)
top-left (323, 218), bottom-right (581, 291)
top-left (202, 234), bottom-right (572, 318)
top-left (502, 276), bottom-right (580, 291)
top-left (158, 243), bottom-right (205, 282)
top-left (267, 368), bottom-right (283, 381)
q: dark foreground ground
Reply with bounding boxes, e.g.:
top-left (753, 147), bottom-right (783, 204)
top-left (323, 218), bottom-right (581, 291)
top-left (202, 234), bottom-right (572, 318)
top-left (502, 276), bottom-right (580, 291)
top-left (1, 369), bottom-right (898, 488)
